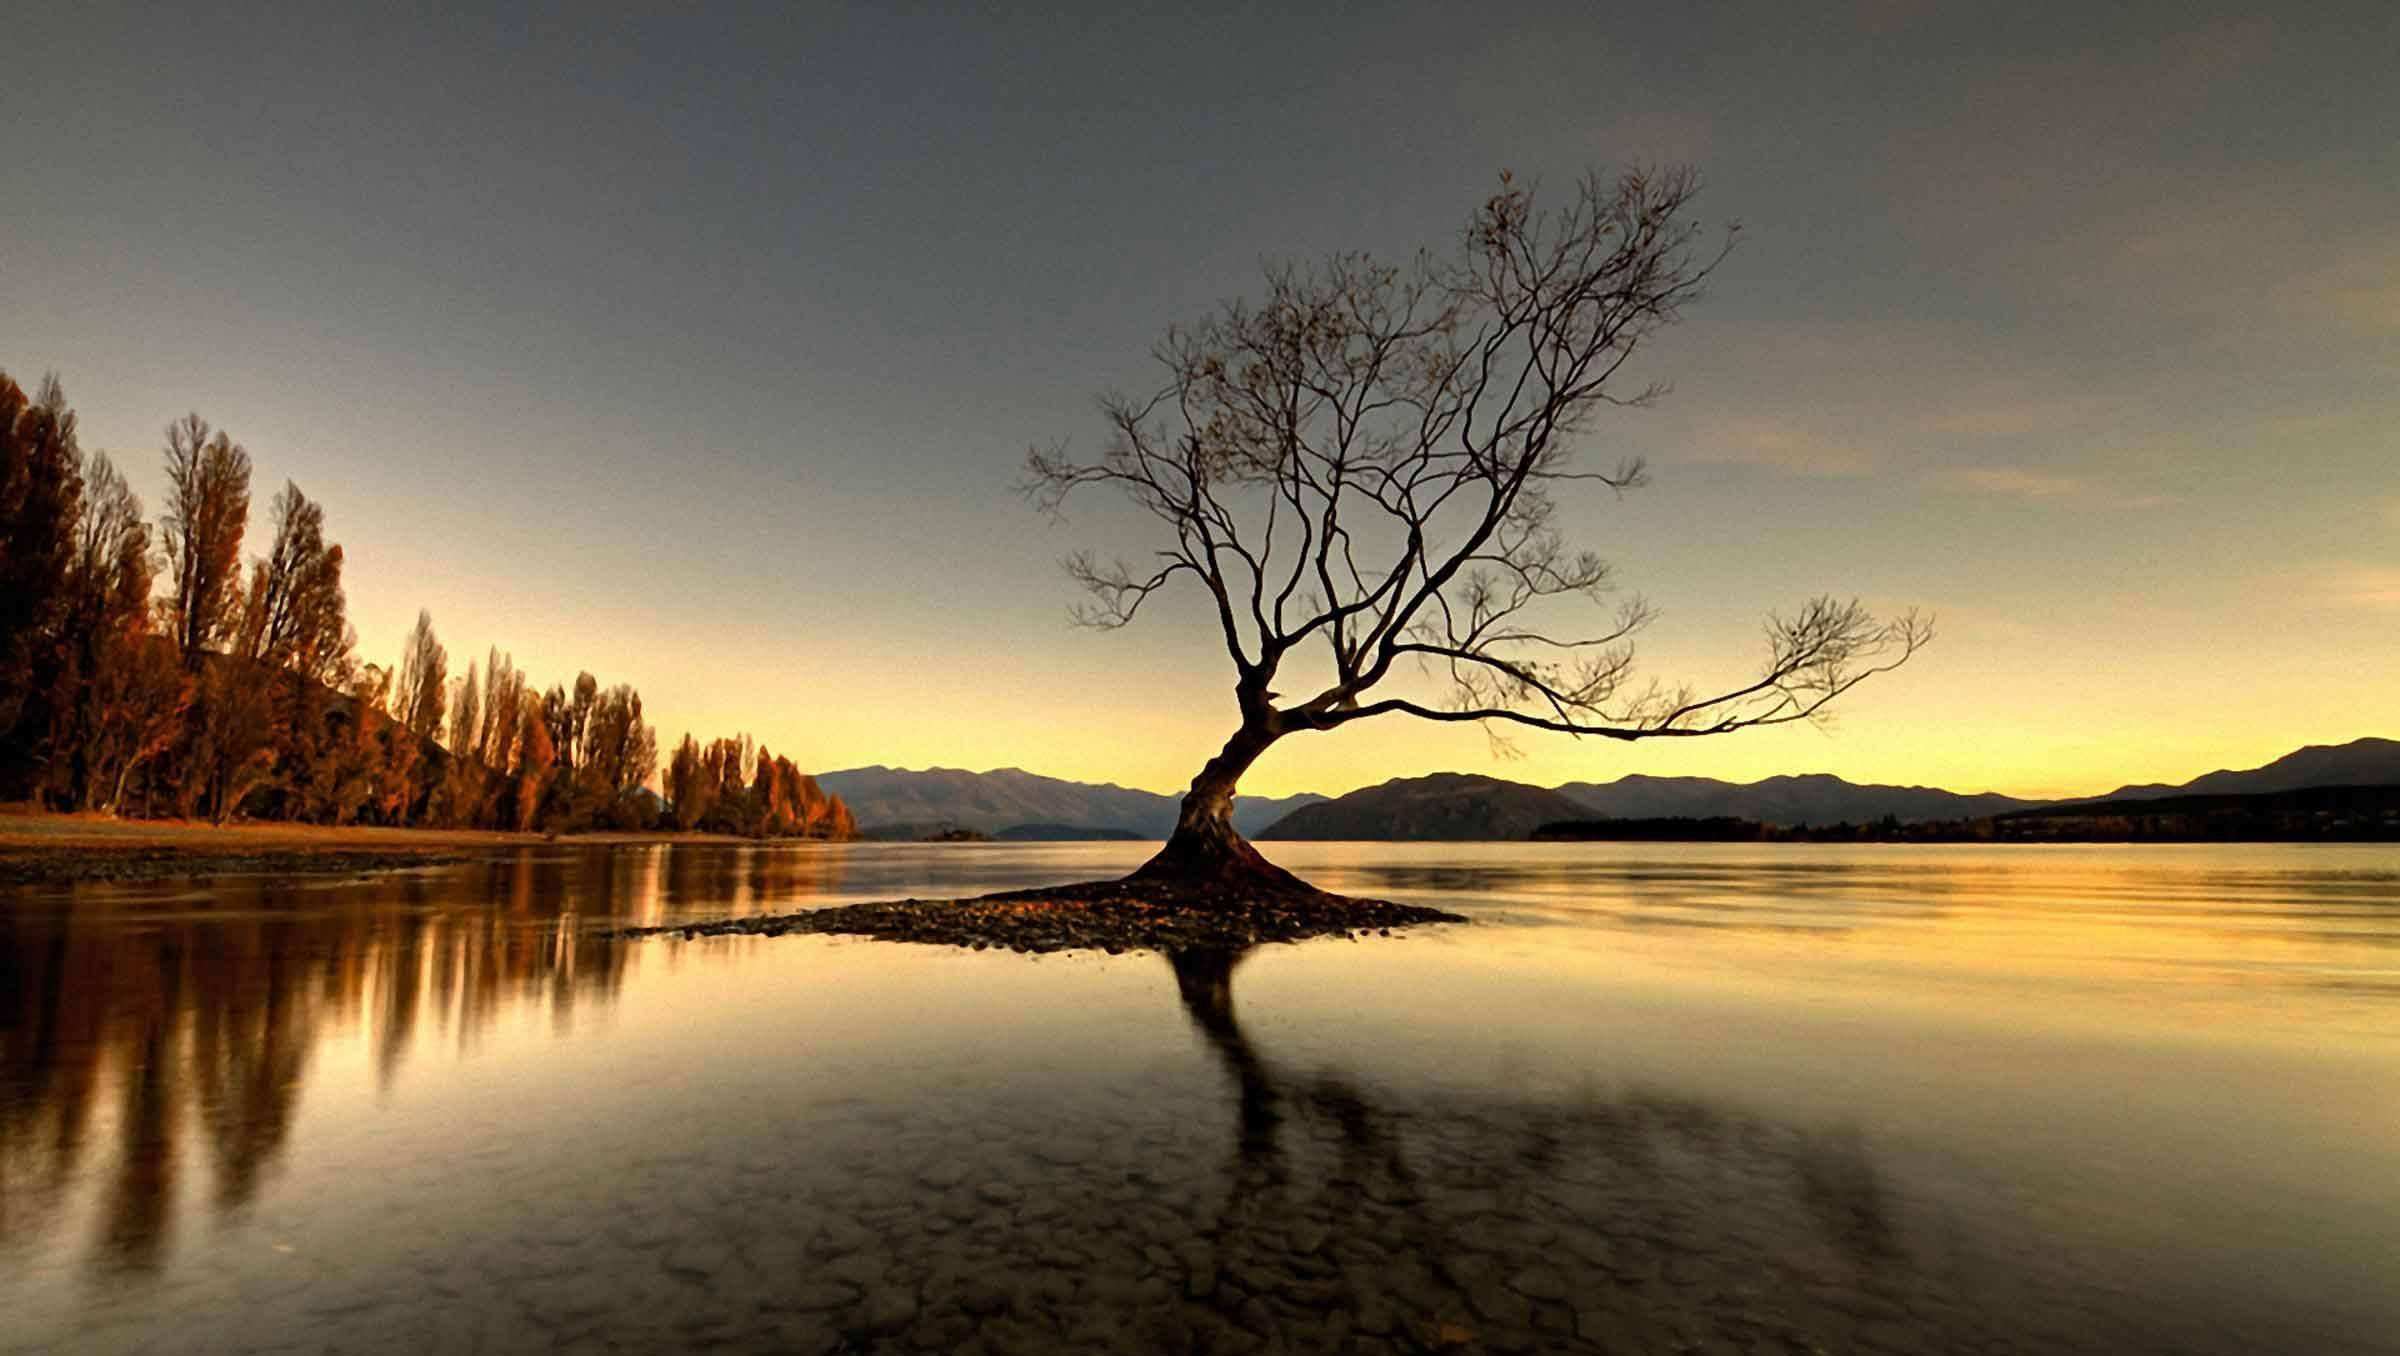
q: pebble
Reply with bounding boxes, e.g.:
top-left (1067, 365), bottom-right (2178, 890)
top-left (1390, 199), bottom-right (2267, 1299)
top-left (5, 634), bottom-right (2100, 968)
top-left (781, 1280), bottom-right (863, 1312)
top-left (1507, 1265), bottom-right (1571, 1302)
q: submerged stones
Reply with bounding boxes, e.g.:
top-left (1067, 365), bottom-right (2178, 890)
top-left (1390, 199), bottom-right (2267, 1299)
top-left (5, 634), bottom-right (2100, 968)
top-left (73, 1075), bottom-right (2081, 1356)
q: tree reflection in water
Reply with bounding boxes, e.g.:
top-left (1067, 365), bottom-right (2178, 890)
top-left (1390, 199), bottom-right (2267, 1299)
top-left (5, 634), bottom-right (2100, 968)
top-left (0, 846), bottom-right (843, 1278)
top-left (0, 856), bottom-right (2225, 1353)
top-left (1166, 944), bottom-right (1937, 1353)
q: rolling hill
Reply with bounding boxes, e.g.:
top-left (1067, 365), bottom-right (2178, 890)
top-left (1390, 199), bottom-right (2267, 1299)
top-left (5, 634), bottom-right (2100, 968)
top-left (2075, 738), bottom-right (2400, 803)
top-left (1255, 774), bottom-right (1593, 842)
top-left (1551, 773), bottom-right (2038, 826)
top-left (816, 765), bottom-right (1323, 839)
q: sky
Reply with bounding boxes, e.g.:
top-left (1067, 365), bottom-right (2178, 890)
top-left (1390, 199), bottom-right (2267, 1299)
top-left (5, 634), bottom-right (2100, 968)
top-left (4, 2), bottom-right (2395, 801)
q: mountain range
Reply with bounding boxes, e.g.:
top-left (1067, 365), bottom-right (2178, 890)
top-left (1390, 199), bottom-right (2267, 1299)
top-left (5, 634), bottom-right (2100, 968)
top-left (1256, 774), bottom-right (1593, 842)
top-left (2067, 737), bottom-right (2400, 804)
top-left (816, 765), bottom-right (1324, 839)
top-left (823, 738), bottom-right (2400, 841)
top-left (1550, 773), bottom-right (2036, 825)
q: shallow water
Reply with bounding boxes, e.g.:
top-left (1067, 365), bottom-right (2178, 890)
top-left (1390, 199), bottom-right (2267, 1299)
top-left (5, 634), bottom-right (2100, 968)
top-left (3, 841), bottom-right (2397, 1354)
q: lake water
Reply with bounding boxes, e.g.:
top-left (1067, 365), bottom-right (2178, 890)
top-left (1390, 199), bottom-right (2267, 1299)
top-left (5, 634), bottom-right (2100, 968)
top-left (3, 842), bottom-right (2397, 1354)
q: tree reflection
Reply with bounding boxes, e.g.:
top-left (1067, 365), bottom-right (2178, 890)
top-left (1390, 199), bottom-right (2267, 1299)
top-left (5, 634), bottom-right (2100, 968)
top-left (1163, 944), bottom-right (1913, 1349)
top-left (0, 846), bottom-right (835, 1276)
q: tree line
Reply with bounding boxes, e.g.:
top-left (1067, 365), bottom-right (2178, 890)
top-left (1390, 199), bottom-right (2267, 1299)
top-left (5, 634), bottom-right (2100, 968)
top-left (0, 369), bottom-right (855, 837)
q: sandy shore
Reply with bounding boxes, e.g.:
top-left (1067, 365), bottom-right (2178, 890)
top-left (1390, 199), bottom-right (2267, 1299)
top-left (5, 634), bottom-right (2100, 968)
top-left (0, 809), bottom-right (821, 884)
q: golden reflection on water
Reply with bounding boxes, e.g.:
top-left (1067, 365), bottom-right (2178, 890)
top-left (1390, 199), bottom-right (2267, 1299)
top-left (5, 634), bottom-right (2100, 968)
top-left (0, 845), bottom-right (860, 1274)
top-left (1316, 845), bottom-right (2400, 1036)
top-left (2, 842), bottom-right (2398, 1355)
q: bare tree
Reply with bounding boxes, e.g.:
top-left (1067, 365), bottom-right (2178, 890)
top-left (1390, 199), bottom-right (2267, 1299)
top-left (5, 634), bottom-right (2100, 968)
top-left (160, 414), bottom-right (252, 664)
top-left (57, 451), bottom-right (160, 807)
top-left (475, 647), bottom-right (522, 771)
top-left (67, 452), bottom-right (152, 642)
top-left (240, 481), bottom-right (352, 685)
top-left (447, 662), bottom-right (481, 760)
top-left (392, 610), bottom-right (447, 743)
top-left (514, 699), bottom-right (557, 832)
top-left (1025, 169), bottom-right (1927, 889)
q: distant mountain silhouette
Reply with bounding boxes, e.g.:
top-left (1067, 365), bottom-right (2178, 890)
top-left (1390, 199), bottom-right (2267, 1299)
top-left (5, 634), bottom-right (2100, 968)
top-left (1994, 782), bottom-right (2400, 841)
top-left (1256, 774), bottom-right (1593, 841)
top-left (1553, 773), bottom-right (2038, 826)
top-left (2071, 738), bottom-right (2400, 804)
top-left (833, 738), bottom-right (2398, 843)
top-left (995, 823), bottom-right (1145, 841)
top-left (816, 765), bottom-right (1323, 839)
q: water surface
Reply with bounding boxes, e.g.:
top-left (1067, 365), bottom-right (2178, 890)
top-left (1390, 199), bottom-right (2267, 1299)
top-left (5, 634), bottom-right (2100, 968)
top-left (4, 842), bottom-right (2397, 1353)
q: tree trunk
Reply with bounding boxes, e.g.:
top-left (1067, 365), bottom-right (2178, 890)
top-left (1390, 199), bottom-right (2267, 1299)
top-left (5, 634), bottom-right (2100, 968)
top-left (1130, 720), bottom-right (1309, 893)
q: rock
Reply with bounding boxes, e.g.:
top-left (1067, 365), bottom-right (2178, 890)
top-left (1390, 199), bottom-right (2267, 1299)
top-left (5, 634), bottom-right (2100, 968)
top-left (820, 1252), bottom-right (887, 1290)
top-left (1355, 1292), bottom-right (1396, 1335)
top-left (1236, 1296), bottom-right (1279, 1338)
top-left (911, 1310), bottom-right (975, 1350)
top-left (772, 1314), bottom-right (844, 1354)
top-left (976, 1180), bottom-right (1024, 1207)
top-left (860, 1285), bottom-right (918, 1334)
top-left (781, 1280), bottom-right (863, 1312)
top-left (661, 1237), bottom-right (739, 1282)
top-left (813, 1215), bottom-right (874, 1256)
top-left (1467, 1279), bottom-right (1532, 1328)
top-left (1664, 1254), bottom-right (1711, 1287)
top-left (517, 1273), bottom-right (618, 1326)
top-left (1506, 1266), bottom-right (1571, 1302)
top-left (959, 1282), bottom-right (1014, 1317)
top-left (1433, 1252), bottom-right (1495, 1291)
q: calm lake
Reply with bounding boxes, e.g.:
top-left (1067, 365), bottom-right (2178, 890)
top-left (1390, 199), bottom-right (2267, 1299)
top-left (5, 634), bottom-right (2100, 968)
top-left (4, 842), bottom-right (2397, 1354)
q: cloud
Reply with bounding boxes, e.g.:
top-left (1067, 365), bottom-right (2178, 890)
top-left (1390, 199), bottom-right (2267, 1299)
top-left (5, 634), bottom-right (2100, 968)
top-left (1934, 465), bottom-right (2176, 510)
top-left (2273, 563), bottom-right (2400, 611)
top-left (1942, 466), bottom-right (2086, 499)
top-left (1683, 417), bottom-right (1874, 476)
top-left (2323, 567), bottom-right (2400, 609)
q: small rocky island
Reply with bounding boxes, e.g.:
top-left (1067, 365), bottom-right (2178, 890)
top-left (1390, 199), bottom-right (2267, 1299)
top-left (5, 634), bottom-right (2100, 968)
top-left (616, 878), bottom-right (1465, 954)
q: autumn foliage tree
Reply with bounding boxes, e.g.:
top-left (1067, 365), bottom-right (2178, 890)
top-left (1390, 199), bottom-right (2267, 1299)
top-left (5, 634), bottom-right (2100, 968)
top-left (393, 610), bottom-right (447, 745)
top-left (0, 364), bottom-right (854, 837)
top-left (0, 375), bottom-right (84, 794)
top-left (160, 414), bottom-right (252, 665)
top-left (1026, 169), bottom-right (1927, 891)
top-left (240, 481), bottom-right (352, 683)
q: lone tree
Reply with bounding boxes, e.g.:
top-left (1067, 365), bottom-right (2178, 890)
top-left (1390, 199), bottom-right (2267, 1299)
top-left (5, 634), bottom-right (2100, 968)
top-left (1025, 168), bottom-right (1927, 893)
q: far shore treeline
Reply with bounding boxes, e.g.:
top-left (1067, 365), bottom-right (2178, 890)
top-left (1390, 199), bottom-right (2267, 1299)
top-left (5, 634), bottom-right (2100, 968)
top-left (0, 370), bottom-right (855, 838)
top-left (1531, 784), bottom-right (2400, 844)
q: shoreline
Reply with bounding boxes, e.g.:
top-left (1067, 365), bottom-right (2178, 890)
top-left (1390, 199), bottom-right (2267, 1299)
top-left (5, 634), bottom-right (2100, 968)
top-left (0, 810), bottom-right (853, 884)
top-left (8, 808), bottom-right (2389, 888)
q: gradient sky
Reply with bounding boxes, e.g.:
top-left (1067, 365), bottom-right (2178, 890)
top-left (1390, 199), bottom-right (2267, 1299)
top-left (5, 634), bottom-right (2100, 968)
top-left (6, 2), bottom-right (2395, 800)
